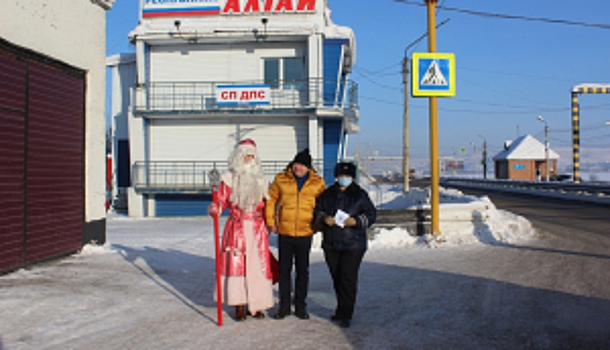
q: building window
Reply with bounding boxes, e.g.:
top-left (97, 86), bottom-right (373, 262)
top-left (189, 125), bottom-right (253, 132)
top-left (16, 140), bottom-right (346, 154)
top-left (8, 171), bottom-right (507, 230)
top-left (264, 59), bottom-right (279, 89)
top-left (264, 57), bottom-right (303, 90)
top-left (283, 58), bottom-right (302, 89)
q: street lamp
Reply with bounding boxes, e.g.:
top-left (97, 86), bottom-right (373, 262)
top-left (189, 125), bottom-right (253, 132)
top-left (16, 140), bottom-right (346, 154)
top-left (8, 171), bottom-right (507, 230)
top-left (537, 116), bottom-right (550, 182)
top-left (469, 142), bottom-right (477, 178)
top-left (478, 134), bottom-right (487, 179)
top-left (401, 18), bottom-right (450, 194)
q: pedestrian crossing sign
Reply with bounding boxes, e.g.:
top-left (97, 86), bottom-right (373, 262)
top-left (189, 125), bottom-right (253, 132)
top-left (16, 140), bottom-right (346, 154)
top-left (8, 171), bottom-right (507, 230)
top-left (412, 52), bottom-right (456, 97)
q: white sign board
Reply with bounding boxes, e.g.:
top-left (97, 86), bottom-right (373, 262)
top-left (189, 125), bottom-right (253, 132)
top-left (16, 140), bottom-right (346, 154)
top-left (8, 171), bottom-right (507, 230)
top-left (142, 0), bottom-right (317, 18)
top-left (216, 85), bottom-right (270, 106)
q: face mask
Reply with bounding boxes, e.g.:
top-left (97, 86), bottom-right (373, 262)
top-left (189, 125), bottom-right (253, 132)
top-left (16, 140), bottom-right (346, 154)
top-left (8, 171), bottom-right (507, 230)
top-left (337, 177), bottom-right (352, 187)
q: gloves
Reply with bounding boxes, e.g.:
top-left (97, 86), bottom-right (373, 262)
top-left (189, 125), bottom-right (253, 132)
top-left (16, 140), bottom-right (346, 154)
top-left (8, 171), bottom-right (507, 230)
top-left (324, 216), bottom-right (336, 226)
top-left (207, 203), bottom-right (219, 216)
top-left (344, 217), bottom-right (357, 227)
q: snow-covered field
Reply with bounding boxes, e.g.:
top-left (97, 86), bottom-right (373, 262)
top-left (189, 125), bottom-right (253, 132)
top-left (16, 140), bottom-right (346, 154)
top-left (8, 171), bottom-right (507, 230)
top-left (1, 186), bottom-right (609, 349)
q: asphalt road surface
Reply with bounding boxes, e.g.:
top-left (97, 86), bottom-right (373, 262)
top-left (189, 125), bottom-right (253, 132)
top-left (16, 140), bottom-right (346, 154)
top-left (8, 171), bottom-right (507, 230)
top-left (412, 178), bottom-right (610, 238)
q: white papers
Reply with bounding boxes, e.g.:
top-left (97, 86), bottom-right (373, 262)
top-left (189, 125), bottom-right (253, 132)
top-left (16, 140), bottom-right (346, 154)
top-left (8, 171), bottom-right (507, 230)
top-left (334, 209), bottom-right (350, 228)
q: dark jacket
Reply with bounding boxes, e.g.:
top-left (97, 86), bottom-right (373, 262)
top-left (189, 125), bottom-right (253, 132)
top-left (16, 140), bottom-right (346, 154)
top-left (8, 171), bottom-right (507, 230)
top-left (314, 182), bottom-right (376, 251)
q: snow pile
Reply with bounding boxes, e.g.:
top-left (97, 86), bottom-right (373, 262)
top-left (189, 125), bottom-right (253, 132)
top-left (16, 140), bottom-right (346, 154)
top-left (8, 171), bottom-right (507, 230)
top-left (79, 243), bottom-right (117, 255)
top-left (362, 184), bottom-right (536, 250)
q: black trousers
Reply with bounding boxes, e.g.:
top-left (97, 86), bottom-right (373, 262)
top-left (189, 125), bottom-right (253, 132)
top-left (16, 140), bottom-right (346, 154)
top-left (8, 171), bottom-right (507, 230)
top-left (278, 235), bottom-right (313, 312)
top-left (323, 247), bottom-right (366, 321)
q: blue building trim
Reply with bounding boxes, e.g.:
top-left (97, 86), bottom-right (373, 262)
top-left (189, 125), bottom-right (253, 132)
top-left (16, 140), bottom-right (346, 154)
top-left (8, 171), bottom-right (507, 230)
top-left (155, 194), bottom-right (211, 217)
top-left (155, 194), bottom-right (230, 217)
top-left (323, 39), bottom-right (347, 107)
top-left (323, 119), bottom-right (342, 184)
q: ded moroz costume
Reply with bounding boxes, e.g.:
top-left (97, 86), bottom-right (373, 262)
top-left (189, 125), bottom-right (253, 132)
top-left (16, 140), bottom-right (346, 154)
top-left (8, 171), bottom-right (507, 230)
top-left (208, 139), bottom-right (275, 320)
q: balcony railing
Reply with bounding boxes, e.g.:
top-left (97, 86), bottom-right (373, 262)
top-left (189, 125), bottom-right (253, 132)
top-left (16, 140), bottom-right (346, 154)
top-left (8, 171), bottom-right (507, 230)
top-left (132, 160), bottom-right (331, 194)
top-left (133, 78), bottom-right (358, 115)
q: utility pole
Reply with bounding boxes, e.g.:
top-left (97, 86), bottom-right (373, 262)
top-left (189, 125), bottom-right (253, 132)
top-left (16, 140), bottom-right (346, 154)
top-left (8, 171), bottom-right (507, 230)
top-left (545, 125), bottom-right (549, 181)
top-left (478, 134), bottom-right (487, 179)
top-left (402, 56), bottom-right (410, 193)
top-left (482, 139), bottom-right (487, 179)
top-left (470, 142), bottom-right (477, 178)
top-left (538, 115), bottom-right (550, 181)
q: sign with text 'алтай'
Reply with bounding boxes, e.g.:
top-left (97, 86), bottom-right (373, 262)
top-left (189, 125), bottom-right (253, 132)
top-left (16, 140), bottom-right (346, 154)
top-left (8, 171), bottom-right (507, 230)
top-left (142, 0), bottom-right (317, 18)
top-left (216, 84), bottom-right (270, 106)
top-left (411, 52), bottom-right (455, 97)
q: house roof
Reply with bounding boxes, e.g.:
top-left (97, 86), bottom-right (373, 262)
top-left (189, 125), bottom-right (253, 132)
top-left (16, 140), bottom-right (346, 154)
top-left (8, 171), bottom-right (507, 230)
top-left (492, 134), bottom-right (560, 161)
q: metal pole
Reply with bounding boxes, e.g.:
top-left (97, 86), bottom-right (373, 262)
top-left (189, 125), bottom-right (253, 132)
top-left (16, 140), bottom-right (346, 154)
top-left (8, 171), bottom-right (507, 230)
top-left (482, 139), bottom-right (487, 179)
top-left (470, 143), bottom-right (477, 178)
top-left (426, 0), bottom-right (440, 237)
top-left (402, 57), bottom-right (410, 193)
top-left (545, 123), bottom-right (550, 181)
top-left (571, 92), bottom-right (581, 183)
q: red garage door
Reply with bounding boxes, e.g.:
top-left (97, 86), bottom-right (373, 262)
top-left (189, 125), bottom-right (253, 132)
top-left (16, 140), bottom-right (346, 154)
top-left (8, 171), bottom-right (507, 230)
top-left (0, 50), bottom-right (27, 272)
top-left (0, 39), bottom-right (85, 273)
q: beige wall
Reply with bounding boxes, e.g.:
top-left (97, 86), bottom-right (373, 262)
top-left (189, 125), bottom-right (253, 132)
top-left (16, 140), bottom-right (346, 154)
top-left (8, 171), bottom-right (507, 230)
top-left (0, 0), bottom-right (108, 223)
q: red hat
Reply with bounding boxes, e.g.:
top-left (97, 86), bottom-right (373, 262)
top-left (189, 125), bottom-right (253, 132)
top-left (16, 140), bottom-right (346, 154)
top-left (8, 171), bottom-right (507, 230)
top-left (238, 139), bottom-right (256, 147)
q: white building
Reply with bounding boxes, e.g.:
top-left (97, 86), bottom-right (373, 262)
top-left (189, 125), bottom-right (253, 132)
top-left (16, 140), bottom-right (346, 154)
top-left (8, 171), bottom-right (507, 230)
top-left (108, 0), bottom-right (359, 217)
top-left (0, 0), bottom-right (112, 272)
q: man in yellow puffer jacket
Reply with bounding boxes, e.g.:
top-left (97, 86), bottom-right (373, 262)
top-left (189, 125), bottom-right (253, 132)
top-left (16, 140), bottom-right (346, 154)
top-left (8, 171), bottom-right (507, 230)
top-left (265, 148), bottom-right (325, 320)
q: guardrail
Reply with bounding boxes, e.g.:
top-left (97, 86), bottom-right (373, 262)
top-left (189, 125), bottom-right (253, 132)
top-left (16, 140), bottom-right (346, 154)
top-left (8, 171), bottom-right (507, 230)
top-left (132, 159), bottom-right (329, 194)
top-left (133, 78), bottom-right (358, 115)
top-left (440, 177), bottom-right (610, 205)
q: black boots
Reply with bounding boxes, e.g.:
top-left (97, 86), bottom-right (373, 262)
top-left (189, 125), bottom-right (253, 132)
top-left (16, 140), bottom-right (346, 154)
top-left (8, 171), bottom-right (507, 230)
top-left (235, 305), bottom-right (246, 321)
top-left (273, 308), bottom-right (291, 319)
top-left (294, 309), bottom-right (310, 320)
top-left (330, 313), bottom-right (350, 328)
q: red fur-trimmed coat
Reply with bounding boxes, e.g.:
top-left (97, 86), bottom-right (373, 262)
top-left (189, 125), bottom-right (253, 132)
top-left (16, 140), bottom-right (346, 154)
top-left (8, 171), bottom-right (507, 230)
top-left (215, 175), bottom-right (273, 280)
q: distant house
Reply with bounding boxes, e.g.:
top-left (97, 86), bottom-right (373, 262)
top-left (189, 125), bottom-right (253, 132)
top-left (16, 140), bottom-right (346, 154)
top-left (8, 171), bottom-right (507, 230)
top-left (492, 134), bottom-right (559, 181)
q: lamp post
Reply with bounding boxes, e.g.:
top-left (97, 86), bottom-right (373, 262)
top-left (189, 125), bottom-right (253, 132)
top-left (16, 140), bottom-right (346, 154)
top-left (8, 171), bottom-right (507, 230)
top-left (401, 18), bottom-right (449, 194)
top-left (470, 142), bottom-right (477, 178)
top-left (478, 134), bottom-right (487, 179)
top-left (402, 55), bottom-right (410, 193)
top-left (537, 115), bottom-right (550, 182)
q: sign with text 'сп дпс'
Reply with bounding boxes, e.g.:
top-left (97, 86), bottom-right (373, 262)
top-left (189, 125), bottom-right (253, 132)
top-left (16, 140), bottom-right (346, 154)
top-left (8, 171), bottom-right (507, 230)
top-left (216, 85), bottom-right (270, 106)
top-left (411, 52), bottom-right (455, 97)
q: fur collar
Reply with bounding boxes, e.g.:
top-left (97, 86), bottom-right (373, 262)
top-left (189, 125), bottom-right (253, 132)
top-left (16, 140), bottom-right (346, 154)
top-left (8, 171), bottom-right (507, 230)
top-left (326, 182), bottom-right (361, 197)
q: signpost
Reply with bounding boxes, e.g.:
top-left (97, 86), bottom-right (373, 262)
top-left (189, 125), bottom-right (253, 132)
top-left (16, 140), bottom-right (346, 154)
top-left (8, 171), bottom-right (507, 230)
top-left (411, 0), bottom-right (456, 239)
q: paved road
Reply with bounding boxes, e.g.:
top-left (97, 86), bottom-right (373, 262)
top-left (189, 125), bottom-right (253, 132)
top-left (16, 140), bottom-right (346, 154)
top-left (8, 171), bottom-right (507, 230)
top-left (411, 179), bottom-right (609, 238)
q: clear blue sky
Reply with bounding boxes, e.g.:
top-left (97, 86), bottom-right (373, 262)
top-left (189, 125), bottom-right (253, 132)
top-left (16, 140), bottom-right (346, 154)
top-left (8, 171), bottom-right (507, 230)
top-left (106, 0), bottom-right (610, 169)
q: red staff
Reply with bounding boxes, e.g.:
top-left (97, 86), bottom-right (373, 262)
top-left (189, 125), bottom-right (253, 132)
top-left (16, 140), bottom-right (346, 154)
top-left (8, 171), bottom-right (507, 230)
top-left (208, 169), bottom-right (223, 326)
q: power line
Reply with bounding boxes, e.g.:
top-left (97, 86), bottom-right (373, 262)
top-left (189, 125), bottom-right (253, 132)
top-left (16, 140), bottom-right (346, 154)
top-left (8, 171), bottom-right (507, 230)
top-left (355, 63), bottom-right (401, 76)
top-left (360, 95), bottom-right (403, 106)
top-left (391, 0), bottom-right (610, 30)
top-left (353, 70), bottom-right (402, 91)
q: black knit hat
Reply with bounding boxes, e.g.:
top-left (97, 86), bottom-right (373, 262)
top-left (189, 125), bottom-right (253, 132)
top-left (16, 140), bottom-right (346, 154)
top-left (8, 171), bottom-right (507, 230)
top-left (334, 162), bottom-right (357, 178)
top-left (292, 148), bottom-right (312, 168)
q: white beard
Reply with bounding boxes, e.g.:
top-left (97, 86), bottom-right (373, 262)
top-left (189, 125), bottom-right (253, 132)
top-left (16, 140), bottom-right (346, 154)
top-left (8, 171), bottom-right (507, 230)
top-left (229, 152), bottom-right (266, 212)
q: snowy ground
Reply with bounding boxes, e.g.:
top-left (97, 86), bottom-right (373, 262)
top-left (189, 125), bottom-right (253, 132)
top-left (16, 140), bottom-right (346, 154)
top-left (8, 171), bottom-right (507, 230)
top-left (1, 187), bottom-right (609, 349)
